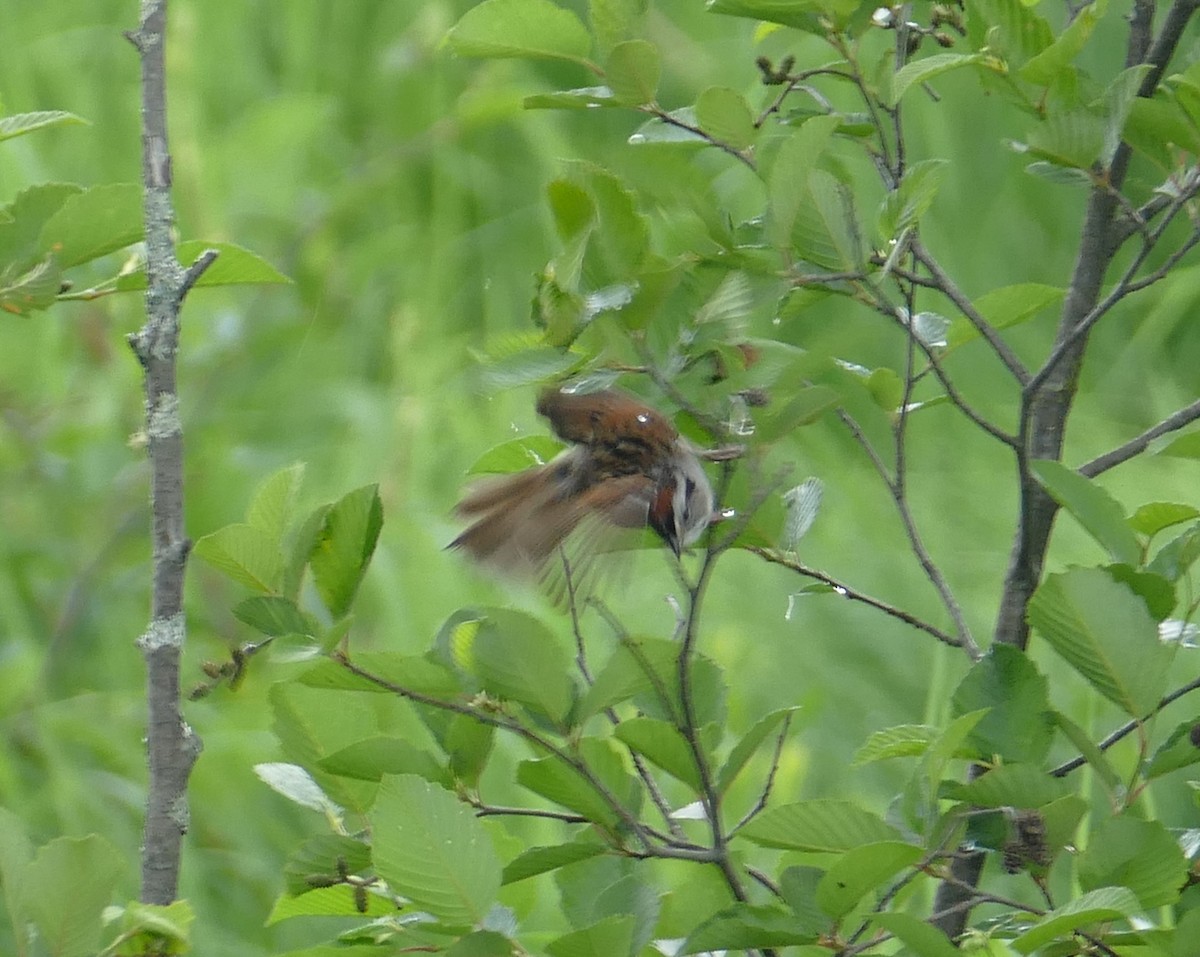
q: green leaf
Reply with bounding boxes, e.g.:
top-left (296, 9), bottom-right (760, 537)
top-left (444, 713), bottom-right (496, 788)
top-left (446, 931), bottom-right (517, 956)
top-left (0, 807), bottom-right (32, 940)
top-left (1125, 96), bottom-right (1200, 165)
top-left (718, 707), bottom-right (797, 795)
top-left (1028, 568), bottom-right (1175, 716)
top-left (502, 841), bottom-right (607, 885)
top-left (942, 763), bottom-right (1071, 809)
top-left (233, 595), bottom-right (318, 638)
top-left (695, 86), bottom-right (756, 150)
top-left (739, 799), bottom-right (903, 851)
top-left (0, 110), bottom-right (87, 143)
top-left (852, 724), bottom-right (938, 765)
top-left (1053, 711), bottom-right (1123, 792)
top-left (112, 240), bottom-right (290, 290)
top-left (309, 484), bottom-right (383, 618)
top-left (462, 608), bottom-right (575, 723)
top-left (1146, 719), bottom-right (1200, 780)
top-left (0, 182), bottom-right (81, 268)
top-left (468, 436), bottom-right (564, 475)
top-left (949, 283), bottom-right (1063, 347)
top-left (266, 885), bottom-right (396, 923)
top-left (809, 168), bottom-right (862, 270)
top-left (298, 652), bottom-right (461, 697)
top-left (477, 346), bottom-right (583, 391)
top-left (614, 717), bottom-right (700, 790)
top-left (1011, 886), bottom-right (1142, 954)
top-left (446, 0), bottom-right (594, 67)
top-left (628, 106), bottom-right (708, 145)
top-left (766, 116), bottom-right (838, 251)
top-left (524, 86), bottom-right (624, 109)
top-left (318, 736), bottom-right (450, 786)
top-left (22, 835), bottom-right (123, 957)
top-left (951, 643), bottom-right (1055, 765)
top-left (115, 900), bottom-right (195, 951)
top-left (816, 842), bottom-right (923, 919)
top-left (871, 911), bottom-right (964, 957)
top-left (279, 503), bottom-right (324, 601)
top-left (255, 762), bottom-right (344, 814)
top-left (877, 160), bottom-right (948, 239)
top-left (1158, 431), bottom-right (1200, 460)
top-left (1078, 816), bottom-right (1187, 908)
top-left (0, 256), bottom-right (61, 315)
top-left (193, 522), bottom-right (283, 592)
top-left (1129, 502), bottom-right (1200, 537)
top-left (548, 178), bottom-right (596, 243)
top-left (779, 866), bottom-right (835, 935)
top-left (889, 53), bottom-right (986, 106)
top-left (589, 0), bottom-right (646, 56)
top-left (1030, 460), bottom-right (1140, 565)
top-left (39, 183), bottom-right (141, 268)
top-left (1097, 65), bottom-right (1153, 163)
top-left (247, 463), bottom-right (306, 545)
top-left (546, 915), bottom-right (635, 957)
top-left (706, 0), bottom-right (855, 32)
top-left (866, 367), bottom-right (903, 411)
top-left (1103, 564), bottom-right (1176, 620)
top-left (751, 385), bottom-right (840, 442)
top-left (577, 638), bottom-right (676, 719)
top-left (973, 0), bottom-right (1053, 65)
top-left (517, 743), bottom-right (628, 827)
top-left (1148, 522), bottom-right (1200, 582)
top-left (282, 834), bottom-right (373, 896)
top-left (605, 40), bottom-right (659, 105)
top-left (1019, 0), bottom-right (1099, 86)
top-left (1022, 106), bottom-right (1107, 170)
top-left (683, 903), bottom-right (821, 952)
top-left (371, 775), bottom-right (501, 927)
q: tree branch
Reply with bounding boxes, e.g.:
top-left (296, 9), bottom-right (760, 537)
top-left (745, 547), bottom-right (965, 650)
top-left (1050, 674), bottom-right (1200, 776)
top-left (911, 239), bottom-right (1030, 384)
top-left (128, 0), bottom-right (214, 907)
top-left (1080, 397), bottom-right (1200, 477)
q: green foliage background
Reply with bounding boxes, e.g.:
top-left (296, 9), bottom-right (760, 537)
top-left (1, 1), bottom-right (1199, 954)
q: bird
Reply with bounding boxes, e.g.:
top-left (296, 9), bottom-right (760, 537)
top-left (450, 386), bottom-right (715, 582)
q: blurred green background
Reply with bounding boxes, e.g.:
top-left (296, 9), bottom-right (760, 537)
top-left (2, 1), bottom-right (1199, 953)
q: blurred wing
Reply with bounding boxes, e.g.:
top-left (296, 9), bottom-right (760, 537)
top-left (451, 463), bottom-right (657, 606)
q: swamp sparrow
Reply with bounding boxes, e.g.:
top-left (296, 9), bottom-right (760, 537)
top-left (451, 387), bottom-right (715, 578)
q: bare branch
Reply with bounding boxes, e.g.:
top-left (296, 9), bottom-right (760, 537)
top-left (1050, 674), bottom-right (1200, 776)
top-left (638, 104), bottom-right (756, 170)
top-left (835, 407), bottom-right (982, 660)
top-left (335, 652), bottom-right (655, 850)
top-left (745, 547), bottom-right (965, 649)
top-left (729, 712), bottom-right (793, 834)
top-left (1080, 397), bottom-right (1200, 477)
top-left (912, 239), bottom-right (1031, 384)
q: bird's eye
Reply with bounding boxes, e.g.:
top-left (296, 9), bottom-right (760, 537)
top-left (635, 413), bottom-right (649, 425)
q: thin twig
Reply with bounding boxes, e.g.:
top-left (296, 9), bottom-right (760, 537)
top-left (746, 547), bottom-right (963, 649)
top-left (835, 407), bottom-right (982, 660)
top-left (729, 713), bottom-right (793, 834)
top-left (912, 240), bottom-right (1030, 384)
top-left (562, 552), bottom-right (687, 838)
top-left (1050, 674), bottom-right (1200, 776)
top-left (335, 653), bottom-right (653, 850)
top-left (1080, 397), bottom-right (1200, 477)
top-left (639, 104), bottom-right (756, 170)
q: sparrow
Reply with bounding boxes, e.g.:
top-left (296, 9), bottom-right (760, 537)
top-left (450, 387), bottom-right (715, 579)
